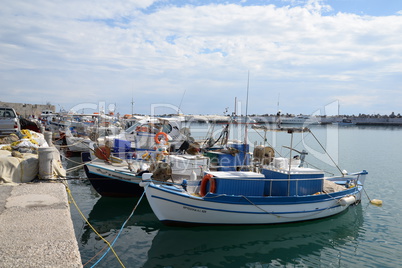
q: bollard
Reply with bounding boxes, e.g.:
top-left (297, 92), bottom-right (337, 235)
top-left (44, 131), bottom-right (53, 147)
top-left (38, 147), bottom-right (55, 180)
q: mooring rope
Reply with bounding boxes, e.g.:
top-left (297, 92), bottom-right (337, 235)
top-left (89, 183), bottom-right (149, 268)
top-left (63, 183), bottom-right (125, 268)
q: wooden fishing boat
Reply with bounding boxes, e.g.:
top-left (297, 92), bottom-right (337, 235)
top-left (141, 127), bottom-right (368, 225)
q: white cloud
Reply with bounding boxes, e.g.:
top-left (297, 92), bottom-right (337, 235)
top-left (1, 1), bottom-right (402, 115)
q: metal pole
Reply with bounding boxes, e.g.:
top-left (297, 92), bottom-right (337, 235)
top-left (287, 131), bottom-right (293, 196)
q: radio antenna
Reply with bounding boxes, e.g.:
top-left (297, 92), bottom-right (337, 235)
top-left (178, 89), bottom-right (186, 115)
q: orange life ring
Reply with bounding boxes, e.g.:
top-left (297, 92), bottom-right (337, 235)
top-left (200, 174), bottom-right (216, 197)
top-left (154, 132), bottom-right (168, 144)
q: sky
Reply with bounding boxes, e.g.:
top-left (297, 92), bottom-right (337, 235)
top-left (1, 0), bottom-right (402, 116)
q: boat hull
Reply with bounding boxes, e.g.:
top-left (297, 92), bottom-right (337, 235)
top-left (84, 162), bottom-right (144, 197)
top-left (144, 183), bottom-right (361, 225)
top-left (82, 152), bottom-right (210, 198)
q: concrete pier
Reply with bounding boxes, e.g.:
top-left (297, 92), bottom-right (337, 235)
top-left (0, 182), bottom-right (82, 267)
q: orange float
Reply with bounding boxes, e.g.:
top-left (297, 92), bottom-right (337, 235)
top-left (200, 174), bottom-right (216, 197)
top-left (154, 132), bottom-right (168, 144)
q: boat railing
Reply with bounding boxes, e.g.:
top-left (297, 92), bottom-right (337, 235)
top-left (142, 172), bottom-right (363, 198)
top-left (325, 170), bottom-right (367, 185)
top-left (152, 176), bottom-right (335, 183)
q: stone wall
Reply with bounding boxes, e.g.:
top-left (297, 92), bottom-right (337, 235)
top-left (0, 102), bottom-right (55, 118)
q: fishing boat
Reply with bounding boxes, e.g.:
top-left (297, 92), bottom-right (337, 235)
top-left (82, 116), bottom-right (210, 197)
top-left (82, 117), bottom-right (249, 197)
top-left (64, 125), bottom-right (122, 153)
top-left (83, 149), bottom-right (210, 198)
top-left (100, 116), bottom-right (191, 151)
top-left (140, 127), bottom-right (368, 225)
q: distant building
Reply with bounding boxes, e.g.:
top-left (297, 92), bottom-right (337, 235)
top-left (0, 101), bottom-right (55, 118)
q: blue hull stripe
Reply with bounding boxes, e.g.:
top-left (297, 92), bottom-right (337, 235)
top-left (149, 184), bottom-right (360, 206)
top-left (150, 193), bottom-right (343, 215)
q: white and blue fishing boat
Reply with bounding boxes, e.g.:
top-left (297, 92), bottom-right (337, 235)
top-left (82, 116), bottom-right (249, 197)
top-left (83, 150), bottom-right (210, 197)
top-left (141, 127), bottom-right (368, 225)
top-left (82, 116), bottom-right (211, 197)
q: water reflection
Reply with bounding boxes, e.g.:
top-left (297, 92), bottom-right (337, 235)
top-left (145, 205), bottom-right (364, 267)
top-left (80, 196), bottom-right (364, 268)
top-left (81, 197), bottom-right (160, 245)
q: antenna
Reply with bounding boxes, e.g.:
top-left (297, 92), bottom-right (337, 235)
top-left (178, 89), bottom-right (186, 115)
top-left (277, 93), bottom-right (280, 112)
top-left (131, 97), bottom-right (134, 116)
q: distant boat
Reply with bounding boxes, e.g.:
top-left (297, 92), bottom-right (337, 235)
top-left (333, 118), bottom-right (355, 126)
top-left (141, 127), bottom-right (367, 226)
top-left (278, 115), bottom-right (320, 125)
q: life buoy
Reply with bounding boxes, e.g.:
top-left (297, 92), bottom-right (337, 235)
top-left (154, 132), bottom-right (168, 144)
top-left (200, 174), bottom-right (216, 197)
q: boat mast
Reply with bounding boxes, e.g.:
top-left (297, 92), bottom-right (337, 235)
top-left (277, 93), bottom-right (280, 112)
top-left (239, 71), bottom-right (250, 170)
top-left (234, 97), bottom-right (237, 117)
top-left (178, 89), bottom-right (186, 115)
top-left (287, 129), bottom-right (293, 196)
top-left (244, 71), bottom-right (250, 146)
top-left (131, 97), bottom-right (134, 116)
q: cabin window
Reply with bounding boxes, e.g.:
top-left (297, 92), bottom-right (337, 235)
top-left (161, 124), bottom-right (173, 134)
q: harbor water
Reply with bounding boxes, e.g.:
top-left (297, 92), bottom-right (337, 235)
top-left (66, 124), bottom-right (402, 267)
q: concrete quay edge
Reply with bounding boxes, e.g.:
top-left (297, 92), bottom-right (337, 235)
top-left (0, 182), bottom-right (82, 267)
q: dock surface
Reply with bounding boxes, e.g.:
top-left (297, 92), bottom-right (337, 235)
top-left (0, 182), bottom-right (82, 267)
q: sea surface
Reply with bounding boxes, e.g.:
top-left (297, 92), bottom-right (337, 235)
top-left (65, 124), bottom-right (402, 268)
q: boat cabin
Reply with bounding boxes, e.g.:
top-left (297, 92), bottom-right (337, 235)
top-left (261, 157), bottom-right (324, 196)
top-left (201, 156), bottom-right (324, 197)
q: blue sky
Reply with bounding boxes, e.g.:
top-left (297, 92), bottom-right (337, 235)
top-left (1, 0), bottom-right (401, 116)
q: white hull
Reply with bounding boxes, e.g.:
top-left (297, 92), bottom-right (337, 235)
top-left (85, 154), bottom-right (210, 197)
top-left (86, 154), bottom-right (209, 182)
top-left (144, 182), bottom-right (361, 225)
top-left (87, 160), bottom-right (143, 182)
top-left (279, 118), bottom-right (320, 125)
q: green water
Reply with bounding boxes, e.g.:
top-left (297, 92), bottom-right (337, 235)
top-left (67, 124), bottom-right (402, 267)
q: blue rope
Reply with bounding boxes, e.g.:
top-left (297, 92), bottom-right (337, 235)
top-left (90, 184), bottom-right (148, 268)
